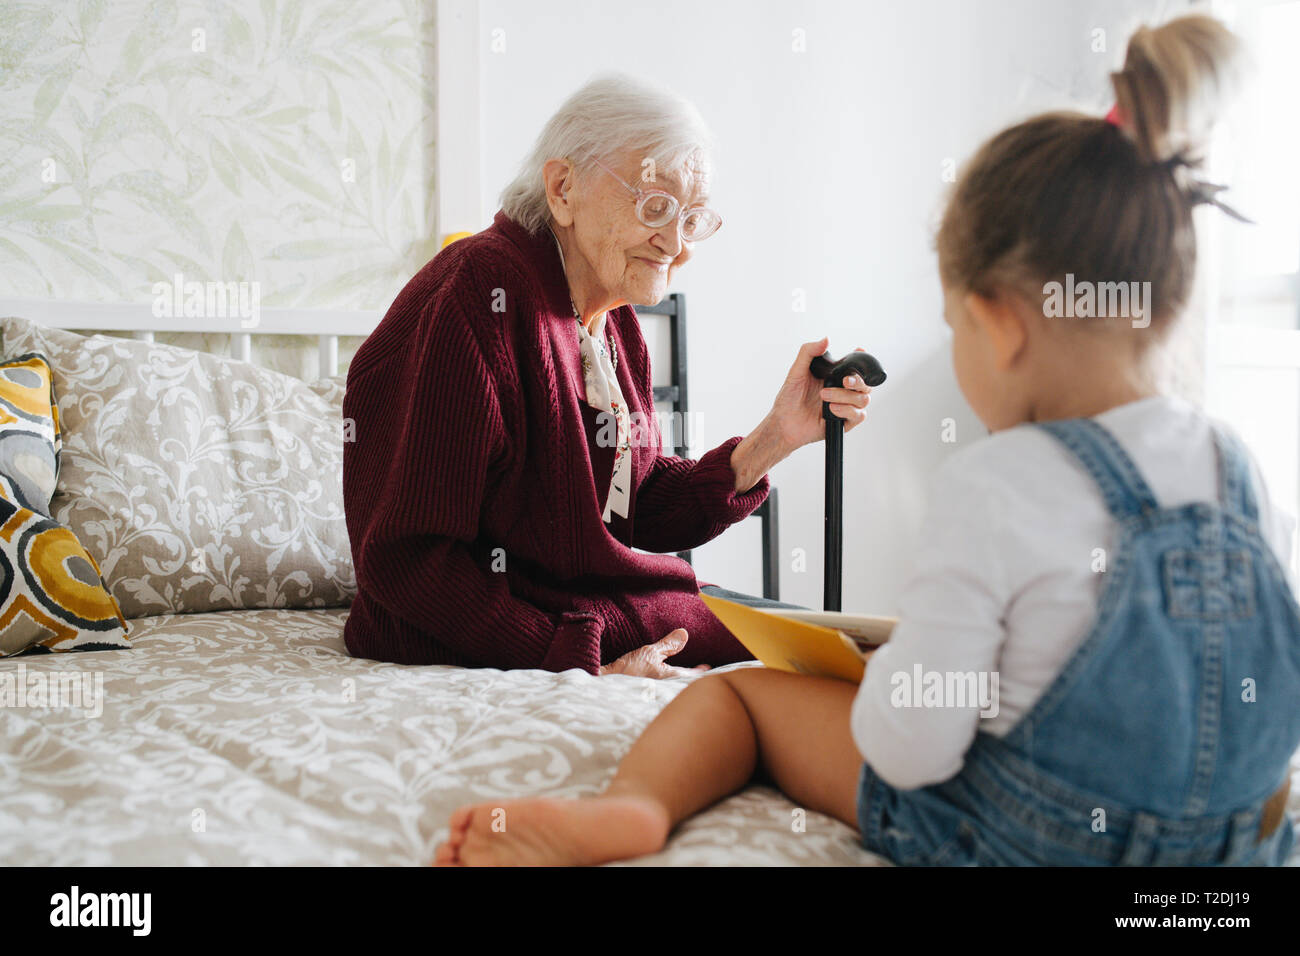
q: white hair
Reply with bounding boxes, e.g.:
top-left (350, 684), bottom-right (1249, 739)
top-left (500, 73), bottom-right (713, 234)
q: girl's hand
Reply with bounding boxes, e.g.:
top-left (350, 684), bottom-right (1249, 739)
top-left (767, 337), bottom-right (873, 452)
top-left (599, 629), bottom-right (712, 679)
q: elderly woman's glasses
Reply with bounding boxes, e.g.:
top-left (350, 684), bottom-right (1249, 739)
top-left (590, 158), bottom-right (722, 242)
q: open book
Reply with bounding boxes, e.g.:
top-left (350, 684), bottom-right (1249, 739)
top-left (700, 592), bottom-right (896, 683)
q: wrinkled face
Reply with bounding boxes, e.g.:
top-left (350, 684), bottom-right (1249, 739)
top-left (569, 149), bottom-right (710, 307)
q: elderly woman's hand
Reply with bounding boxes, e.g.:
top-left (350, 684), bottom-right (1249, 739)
top-left (769, 336), bottom-right (872, 449)
top-left (600, 628), bottom-right (712, 679)
top-left (729, 337), bottom-right (872, 493)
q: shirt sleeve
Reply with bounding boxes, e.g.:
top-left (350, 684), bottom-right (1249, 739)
top-left (628, 436), bottom-right (770, 553)
top-left (850, 451), bottom-right (1011, 789)
top-left (346, 291), bottom-right (640, 675)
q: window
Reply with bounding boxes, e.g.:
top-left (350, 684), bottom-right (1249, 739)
top-left (1206, 0), bottom-right (1300, 582)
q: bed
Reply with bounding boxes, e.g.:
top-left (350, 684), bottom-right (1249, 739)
top-left (0, 301), bottom-right (884, 866)
top-left (0, 302), bottom-right (1295, 867)
top-left (0, 608), bottom-right (883, 865)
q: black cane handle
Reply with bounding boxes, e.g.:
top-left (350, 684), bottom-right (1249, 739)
top-left (809, 350), bottom-right (887, 388)
top-left (809, 350), bottom-right (887, 422)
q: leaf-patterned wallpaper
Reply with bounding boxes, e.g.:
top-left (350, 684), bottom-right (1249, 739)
top-left (0, 0), bottom-right (438, 376)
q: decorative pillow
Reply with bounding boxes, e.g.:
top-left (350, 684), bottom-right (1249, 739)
top-left (0, 352), bottom-right (129, 655)
top-left (0, 353), bottom-right (61, 515)
top-left (0, 317), bottom-right (356, 619)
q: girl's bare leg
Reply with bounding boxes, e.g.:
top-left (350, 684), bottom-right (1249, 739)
top-left (434, 668), bottom-right (862, 866)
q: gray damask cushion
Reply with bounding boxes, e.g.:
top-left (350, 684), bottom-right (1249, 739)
top-left (0, 317), bottom-right (355, 618)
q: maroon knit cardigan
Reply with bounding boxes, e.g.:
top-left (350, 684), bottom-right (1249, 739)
top-left (341, 212), bottom-right (769, 673)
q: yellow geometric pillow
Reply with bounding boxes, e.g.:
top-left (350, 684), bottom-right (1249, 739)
top-left (0, 353), bottom-right (129, 656)
top-left (0, 353), bottom-right (60, 515)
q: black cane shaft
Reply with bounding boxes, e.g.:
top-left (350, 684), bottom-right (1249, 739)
top-left (824, 415), bottom-right (843, 612)
top-left (809, 349), bottom-right (886, 615)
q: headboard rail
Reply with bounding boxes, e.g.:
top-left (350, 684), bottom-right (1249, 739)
top-left (0, 296), bottom-right (383, 375)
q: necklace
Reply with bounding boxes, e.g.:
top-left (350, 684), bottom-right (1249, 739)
top-left (550, 225), bottom-right (617, 372)
top-left (570, 300), bottom-right (618, 372)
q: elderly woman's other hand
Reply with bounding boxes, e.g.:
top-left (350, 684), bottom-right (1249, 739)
top-left (599, 628), bottom-right (712, 678)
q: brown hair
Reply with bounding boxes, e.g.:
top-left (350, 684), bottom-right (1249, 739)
top-left (936, 14), bottom-right (1245, 331)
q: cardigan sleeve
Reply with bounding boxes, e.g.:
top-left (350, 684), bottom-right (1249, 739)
top-left (628, 435), bottom-right (770, 554)
top-left (347, 291), bottom-right (632, 675)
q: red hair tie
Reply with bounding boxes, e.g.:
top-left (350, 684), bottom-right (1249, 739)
top-left (1105, 104), bottom-right (1125, 127)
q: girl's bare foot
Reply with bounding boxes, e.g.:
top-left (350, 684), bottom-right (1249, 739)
top-left (433, 794), bottom-right (671, 866)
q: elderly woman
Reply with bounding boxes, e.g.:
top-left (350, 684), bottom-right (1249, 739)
top-left (342, 74), bottom-right (871, 678)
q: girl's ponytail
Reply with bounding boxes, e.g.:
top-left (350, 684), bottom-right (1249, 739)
top-left (1110, 16), bottom-right (1244, 167)
top-left (1111, 16), bottom-right (1250, 223)
top-left (936, 14), bottom-right (1248, 332)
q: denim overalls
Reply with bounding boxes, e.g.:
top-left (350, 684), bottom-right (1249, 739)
top-left (857, 417), bottom-right (1300, 865)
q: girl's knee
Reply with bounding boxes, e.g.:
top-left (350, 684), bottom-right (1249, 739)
top-left (685, 668), bottom-right (761, 713)
top-left (712, 666), bottom-right (769, 697)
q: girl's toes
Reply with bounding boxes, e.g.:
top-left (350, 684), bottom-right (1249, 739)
top-left (432, 840), bottom-right (460, 866)
top-left (447, 804), bottom-right (476, 841)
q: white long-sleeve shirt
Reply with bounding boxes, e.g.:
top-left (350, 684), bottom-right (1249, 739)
top-left (851, 396), bottom-right (1296, 790)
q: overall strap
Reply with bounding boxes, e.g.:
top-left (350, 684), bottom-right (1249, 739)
top-left (1037, 419), bottom-right (1160, 521)
top-left (1211, 425), bottom-right (1260, 524)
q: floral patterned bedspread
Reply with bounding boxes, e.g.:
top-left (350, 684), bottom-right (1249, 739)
top-left (0, 609), bottom-right (882, 866)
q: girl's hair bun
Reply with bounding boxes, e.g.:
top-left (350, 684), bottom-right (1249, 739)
top-left (1110, 14), bottom-right (1246, 167)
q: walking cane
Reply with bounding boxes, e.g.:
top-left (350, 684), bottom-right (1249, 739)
top-left (808, 350), bottom-right (887, 612)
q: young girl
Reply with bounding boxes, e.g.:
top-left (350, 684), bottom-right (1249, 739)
top-left (435, 14), bottom-right (1300, 866)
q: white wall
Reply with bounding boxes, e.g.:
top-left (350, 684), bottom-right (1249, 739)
top-left (454, 0), bottom-right (1178, 613)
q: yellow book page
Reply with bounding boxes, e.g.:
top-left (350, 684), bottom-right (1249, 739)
top-left (700, 593), bottom-right (870, 683)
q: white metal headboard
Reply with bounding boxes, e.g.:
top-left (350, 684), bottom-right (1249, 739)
top-left (0, 297), bottom-right (384, 377)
